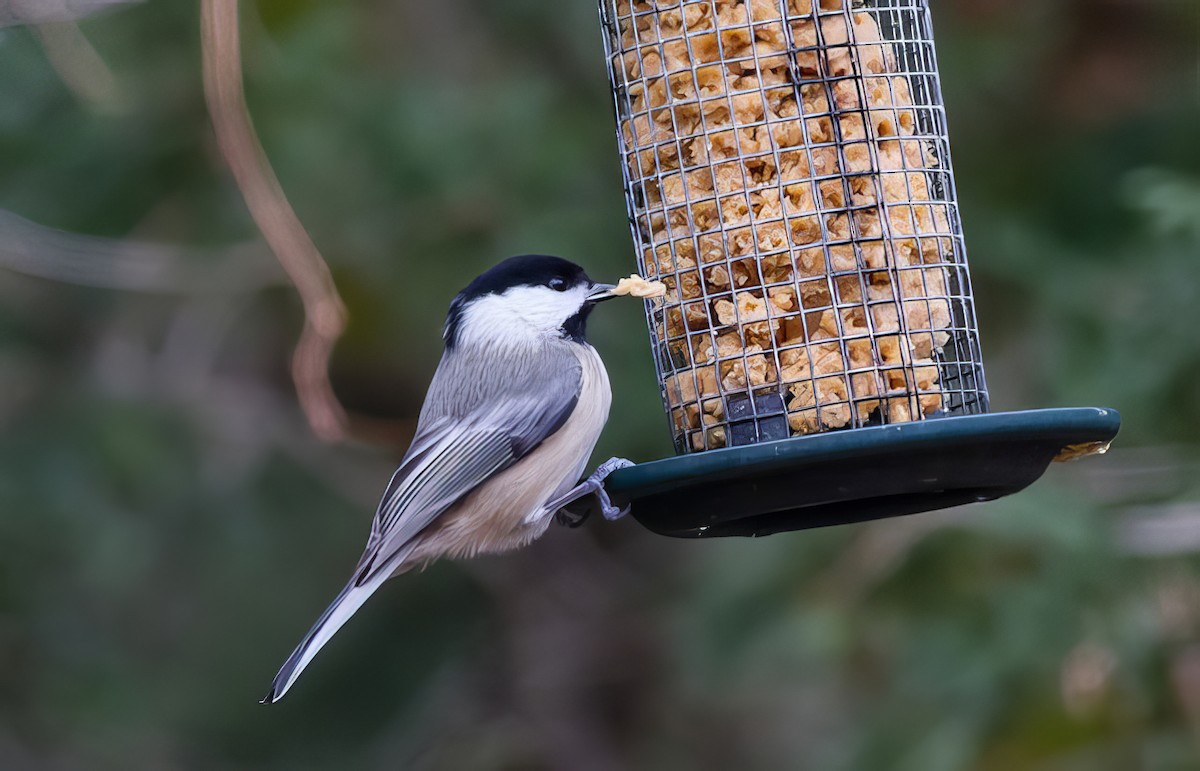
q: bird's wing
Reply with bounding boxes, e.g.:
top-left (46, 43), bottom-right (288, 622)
top-left (353, 421), bottom-right (524, 583)
top-left (356, 347), bottom-right (584, 582)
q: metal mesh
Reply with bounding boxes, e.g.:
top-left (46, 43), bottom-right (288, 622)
top-left (600, 0), bottom-right (989, 453)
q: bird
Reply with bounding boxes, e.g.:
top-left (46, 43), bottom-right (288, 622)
top-left (262, 254), bottom-right (634, 703)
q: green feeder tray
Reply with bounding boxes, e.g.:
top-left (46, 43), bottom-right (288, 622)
top-left (605, 408), bottom-right (1120, 539)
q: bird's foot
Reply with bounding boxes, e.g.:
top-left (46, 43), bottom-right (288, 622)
top-left (589, 457), bottom-right (634, 520)
top-left (549, 457), bottom-right (635, 526)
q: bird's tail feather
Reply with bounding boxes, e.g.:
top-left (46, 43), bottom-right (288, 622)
top-left (260, 562), bottom-right (395, 704)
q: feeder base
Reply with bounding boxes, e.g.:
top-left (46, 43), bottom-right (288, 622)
top-left (604, 408), bottom-right (1120, 539)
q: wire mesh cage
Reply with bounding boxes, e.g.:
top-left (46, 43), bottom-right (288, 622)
top-left (596, 0), bottom-right (1119, 538)
top-left (601, 0), bottom-right (988, 454)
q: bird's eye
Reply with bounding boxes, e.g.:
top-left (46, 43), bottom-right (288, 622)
top-left (548, 277), bottom-right (568, 292)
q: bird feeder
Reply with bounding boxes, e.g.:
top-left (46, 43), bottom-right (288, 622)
top-left (597, 0), bottom-right (1120, 537)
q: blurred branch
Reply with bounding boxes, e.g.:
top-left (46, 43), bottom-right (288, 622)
top-left (31, 19), bottom-right (125, 111)
top-left (0, 0), bottom-right (141, 28)
top-left (200, 0), bottom-right (350, 443)
top-left (0, 208), bottom-right (280, 292)
top-left (1119, 504), bottom-right (1200, 557)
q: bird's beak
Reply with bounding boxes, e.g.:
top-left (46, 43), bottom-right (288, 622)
top-left (586, 282), bottom-right (619, 303)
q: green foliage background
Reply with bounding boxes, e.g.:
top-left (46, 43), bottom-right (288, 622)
top-left (0, 1), bottom-right (1198, 768)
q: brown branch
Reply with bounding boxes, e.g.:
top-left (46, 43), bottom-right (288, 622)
top-left (200, 0), bottom-right (349, 442)
top-left (33, 20), bottom-right (125, 112)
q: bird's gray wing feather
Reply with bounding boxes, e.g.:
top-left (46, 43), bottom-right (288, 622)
top-left (356, 343), bottom-right (583, 582)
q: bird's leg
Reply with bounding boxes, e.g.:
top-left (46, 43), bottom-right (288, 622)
top-left (550, 457), bottom-right (635, 526)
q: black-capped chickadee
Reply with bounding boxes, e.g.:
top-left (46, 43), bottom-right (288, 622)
top-left (262, 255), bottom-right (632, 703)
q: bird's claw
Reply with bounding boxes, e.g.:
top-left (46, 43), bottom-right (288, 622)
top-left (592, 456), bottom-right (636, 479)
top-left (587, 457), bottom-right (633, 521)
top-left (549, 457), bottom-right (635, 526)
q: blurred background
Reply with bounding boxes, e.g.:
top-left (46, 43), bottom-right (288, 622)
top-left (1, 0), bottom-right (1198, 768)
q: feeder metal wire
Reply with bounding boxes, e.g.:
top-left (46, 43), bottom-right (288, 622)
top-left (601, 0), bottom-right (989, 454)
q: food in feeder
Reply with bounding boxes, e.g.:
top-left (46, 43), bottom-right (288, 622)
top-left (611, 0), bottom-right (960, 450)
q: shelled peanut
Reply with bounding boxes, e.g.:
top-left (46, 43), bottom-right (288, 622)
top-left (610, 0), bottom-right (957, 451)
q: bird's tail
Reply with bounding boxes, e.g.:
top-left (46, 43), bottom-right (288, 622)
top-left (260, 563), bottom-right (394, 704)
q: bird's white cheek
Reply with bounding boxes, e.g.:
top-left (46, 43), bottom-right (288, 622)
top-left (458, 286), bottom-right (586, 345)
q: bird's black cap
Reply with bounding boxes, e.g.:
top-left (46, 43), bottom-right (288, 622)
top-left (444, 255), bottom-right (595, 348)
top-left (457, 255), bottom-right (590, 302)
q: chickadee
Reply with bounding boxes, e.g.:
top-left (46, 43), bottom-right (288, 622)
top-left (262, 255), bottom-right (633, 703)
